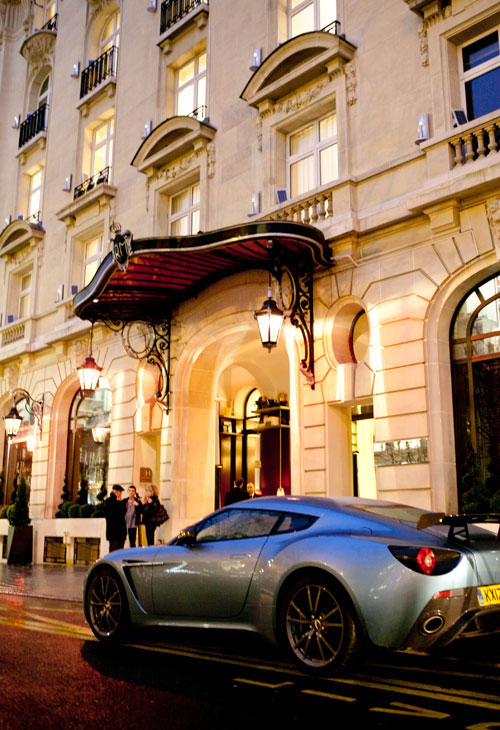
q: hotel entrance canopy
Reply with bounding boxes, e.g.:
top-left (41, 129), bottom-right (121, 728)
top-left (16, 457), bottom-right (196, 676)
top-left (73, 221), bottom-right (331, 324)
top-left (73, 220), bottom-right (331, 407)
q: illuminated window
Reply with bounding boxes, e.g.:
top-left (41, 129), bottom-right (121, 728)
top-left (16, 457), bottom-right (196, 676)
top-left (170, 183), bottom-right (200, 236)
top-left (176, 52), bottom-right (207, 119)
top-left (28, 169), bottom-right (43, 220)
top-left (100, 10), bottom-right (120, 54)
top-left (287, 113), bottom-right (338, 198)
top-left (18, 272), bottom-right (32, 319)
top-left (91, 117), bottom-right (114, 178)
top-left (289, 0), bottom-right (337, 37)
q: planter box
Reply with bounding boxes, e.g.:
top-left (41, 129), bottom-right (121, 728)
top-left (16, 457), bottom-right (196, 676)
top-left (7, 524), bottom-right (33, 565)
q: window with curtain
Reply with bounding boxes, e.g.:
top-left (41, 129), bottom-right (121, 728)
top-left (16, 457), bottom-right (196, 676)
top-left (83, 235), bottom-right (103, 287)
top-left (287, 112), bottom-right (338, 198)
top-left (91, 117), bottom-right (114, 179)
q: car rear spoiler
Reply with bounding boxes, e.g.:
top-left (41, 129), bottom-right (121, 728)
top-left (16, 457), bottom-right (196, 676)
top-left (417, 512), bottom-right (500, 544)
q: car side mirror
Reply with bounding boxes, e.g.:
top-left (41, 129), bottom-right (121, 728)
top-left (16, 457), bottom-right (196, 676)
top-left (176, 527), bottom-right (197, 546)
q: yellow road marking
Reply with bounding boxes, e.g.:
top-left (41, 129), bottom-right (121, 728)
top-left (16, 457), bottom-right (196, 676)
top-left (234, 678), bottom-right (295, 689)
top-left (369, 661), bottom-right (500, 684)
top-left (357, 674), bottom-right (500, 703)
top-left (0, 615), bottom-right (93, 640)
top-left (301, 689), bottom-right (356, 703)
top-left (370, 702), bottom-right (450, 719)
top-left (329, 676), bottom-right (500, 712)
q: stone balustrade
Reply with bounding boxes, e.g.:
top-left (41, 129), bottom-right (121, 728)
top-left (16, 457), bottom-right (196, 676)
top-left (1, 321), bottom-right (25, 346)
top-left (267, 190), bottom-right (333, 224)
top-left (449, 118), bottom-right (500, 167)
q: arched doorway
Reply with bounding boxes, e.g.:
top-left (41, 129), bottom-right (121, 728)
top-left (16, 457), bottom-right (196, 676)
top-left (451, 272), bottom-right (500, 511)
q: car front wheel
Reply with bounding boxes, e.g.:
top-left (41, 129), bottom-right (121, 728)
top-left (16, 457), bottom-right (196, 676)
top-left (280, 574), bottom-right (360, 674)
top-left (85, 568), bottom-right (129, 641)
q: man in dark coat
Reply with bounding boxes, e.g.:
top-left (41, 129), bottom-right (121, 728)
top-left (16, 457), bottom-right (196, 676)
top-left (105, 484), bottom-right (127, 552)
top-left (224, 478), bottom-right (250, 506)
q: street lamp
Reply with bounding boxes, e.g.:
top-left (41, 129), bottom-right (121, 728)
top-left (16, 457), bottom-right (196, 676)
top-left (254, 269), bottom-right (284, 351)
top-left (3, 404), bottom-right (22, 438)
top-left (77, 322), bottom-right (102, 395)
top-left (3, 389), bottom-right (44, 439)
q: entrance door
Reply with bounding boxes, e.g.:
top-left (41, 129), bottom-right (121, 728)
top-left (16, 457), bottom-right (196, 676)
top-left (352, 405), bottom-right (376, 499)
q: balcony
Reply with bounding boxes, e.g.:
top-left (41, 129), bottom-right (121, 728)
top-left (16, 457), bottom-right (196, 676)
top-left (266, 190), bottom-right (333, 226)
top-left (18, 104), bottom-right (48, 148)
top-left (80, 47), bottom-right (118, 99)
top-left (73, 167), bottom-right (111, 200)
top-left (160, 0), bottom-right (208, 33)
top-left (449, 119), bottom-right (500, 167)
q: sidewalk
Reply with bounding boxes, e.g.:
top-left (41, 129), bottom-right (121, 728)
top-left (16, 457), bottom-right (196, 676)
top-left (0, 563), bottom-right (88, 602)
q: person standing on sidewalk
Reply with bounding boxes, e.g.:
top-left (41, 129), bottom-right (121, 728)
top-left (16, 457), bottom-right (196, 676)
top-left (125, 485), bottom-right (142, 548)
top-left (141, 484), bottom-right (161, 546)
top-left (105, 485), bottom-right (127, 552)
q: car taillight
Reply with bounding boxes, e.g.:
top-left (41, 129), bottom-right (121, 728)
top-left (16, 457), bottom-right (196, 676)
top-left (417, 547), bottom-right (436, 575)
top-left (389, 546), bottom-right (462, 575)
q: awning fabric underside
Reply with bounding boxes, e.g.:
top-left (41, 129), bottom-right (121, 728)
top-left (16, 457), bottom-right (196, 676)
top-left (73, 221), bottom-right (331, 323)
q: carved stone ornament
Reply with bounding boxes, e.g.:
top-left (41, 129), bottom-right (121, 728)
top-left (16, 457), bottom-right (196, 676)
top-left (87, 0), bottom-right (115, 23)
top-left (344, 61), bottom-right (357, 106)
top-left (21, 32), bottom-right (56, 67)
top-left (207, 142), bottom-right (216, 179)
top-left (145, 150), bottom-right (201, 211)
top-left (486, 198), bottom-right (500, 253)
top-left (418, 21), bottom-right (429, 67)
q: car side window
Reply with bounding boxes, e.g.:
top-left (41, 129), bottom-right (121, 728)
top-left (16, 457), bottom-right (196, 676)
top-left (274, 513), bottom-right (317, 534)
top-left (196, 509), bottom-right (280, 543)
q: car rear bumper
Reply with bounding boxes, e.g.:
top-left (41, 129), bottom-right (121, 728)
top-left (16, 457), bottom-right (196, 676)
top-left (403, 586), bottom-right (500, 651)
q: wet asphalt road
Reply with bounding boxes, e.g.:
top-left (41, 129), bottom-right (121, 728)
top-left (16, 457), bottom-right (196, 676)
top-left (1, 593), bottom-right (500, 730)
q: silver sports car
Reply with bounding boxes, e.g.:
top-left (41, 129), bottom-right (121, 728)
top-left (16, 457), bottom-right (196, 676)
top-left (84, 495), bottom-right (500, 673)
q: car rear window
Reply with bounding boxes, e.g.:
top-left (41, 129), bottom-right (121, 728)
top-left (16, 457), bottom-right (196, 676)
top-left (273, 513), bottom-right (317, 534)
top-left (350, 504), bottom-right (428, 524)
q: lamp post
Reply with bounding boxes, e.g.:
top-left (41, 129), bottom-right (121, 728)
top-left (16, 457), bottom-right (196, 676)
top-left (77, 321), bottom-right (102, 395)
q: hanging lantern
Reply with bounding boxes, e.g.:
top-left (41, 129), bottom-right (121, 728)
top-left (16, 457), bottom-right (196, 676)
top-left (77, 322), bottom-right (102, 395)
top-left (254, 284), bottom-right (284, 351)
top-left (92, 426), bottom-right (108, 443)
top-left (4, 404), bottom-right (22, 438)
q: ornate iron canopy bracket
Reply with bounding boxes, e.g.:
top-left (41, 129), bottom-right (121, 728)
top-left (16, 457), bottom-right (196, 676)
top-left (12, 388), bottom-right (44, 438)
top-left (272, 251), bottom-right (315, 389)
top-left (101, 318), bottom-right (171, 412)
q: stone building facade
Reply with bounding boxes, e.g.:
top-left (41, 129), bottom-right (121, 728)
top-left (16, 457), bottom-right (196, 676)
top-left (1, 0), bottom-right (500, 562)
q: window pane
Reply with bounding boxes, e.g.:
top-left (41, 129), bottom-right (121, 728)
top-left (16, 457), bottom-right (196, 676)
top-left (179, 60), bottom-right (195, 86)
top-left (198, 52), bottom-right (207, 73)
top-left (320, 143), bottom-right (338, 184)
top-left (93, 146), bottom-right (106, 174)
top-left (19, 294), bottom-right (30, 319)
top-left (31, 170), bottom-right (43, 188)
top-left (290, 125), bottom-right (314, 155)
top-left (319, 113), bottom-right (337, 140)
top-left (197, 76), bottom-right (206, 111)
top-left (29, 187), bottom-right (41, 217)
top-left (463, 32), bottom-right (499, 72)
top-left (453, 290), bottom-right (481, 338)
top-left (192, 183), bottom-right (200, 205)
top-left (291, 5), bottom-right (314, 36)
top-left (465, 66), bottom-right (500, 119)
top-left (21, 273), bottom-right (31, 290)
top-left (472, 334), bottom-right (500, 356)
top-left (319, 0), bottom-right (337, 29)
top-left (171, 216), bottom-right (188, 236)
top-left (171, 190), bottom-right (189, 214)
top-left (178, 85), bottom-right (194, 116)
top-left (85, 239), bottom-right (100, 258)
top-left (472, 300), bottom-right (500, 335)
top-left (290, 155), bottom-right (314, 197)
top-left (84, 260), bottom-right (98, 286)
top-left (191, 209), bottom-right (200, 233)
top-left (94, 124), bottom-right (108, 146)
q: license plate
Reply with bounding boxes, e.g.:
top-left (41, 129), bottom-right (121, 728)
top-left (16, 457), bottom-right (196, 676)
top-left (477, 584), bottom-right (500, 606)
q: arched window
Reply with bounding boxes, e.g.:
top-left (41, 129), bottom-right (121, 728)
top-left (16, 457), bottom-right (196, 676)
top-left (99, 10), bottom-right (120, 55)
top-left (66, 383), bottom-right (111, 505)
top-left (451, 272), bottom-right (500, 511)
top-left (38, 74), bottom-right (50, 110)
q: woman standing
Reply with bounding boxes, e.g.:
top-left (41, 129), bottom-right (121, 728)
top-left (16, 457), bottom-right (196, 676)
top-left (125, 485), bottom-right (142, 547)
top-left (141, 484), bottom-right (160, 546)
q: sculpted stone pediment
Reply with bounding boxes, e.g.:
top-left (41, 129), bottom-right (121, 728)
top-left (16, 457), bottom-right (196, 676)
top-left (241, 31), bottom-right (356, 109)
top-left (131, 116), bottom-right (216, 175)
top-left (0, 218), bottom-right (44, 257)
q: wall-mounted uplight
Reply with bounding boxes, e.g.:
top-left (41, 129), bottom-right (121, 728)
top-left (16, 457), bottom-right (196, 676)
top-left (249, 48), bottom-right (262, 71)
top-left (12, 115), bottom-right (20, 129)
top-left (71, 62), bottom-right (80, 78)
top-left (63, 173), bottom-right (72, 191)
top-left (147, 0), bottom-right (157, 11)
top-left (142, 120), bottom-right (152, 139)
top-left (248, 192), bottom-right (260, 217)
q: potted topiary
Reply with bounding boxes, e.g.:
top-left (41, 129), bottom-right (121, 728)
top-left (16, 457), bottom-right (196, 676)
top-left (6, 473), bottom-right (32, 565)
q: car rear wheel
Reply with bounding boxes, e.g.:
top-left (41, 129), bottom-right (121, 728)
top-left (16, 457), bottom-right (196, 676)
top-left (280, 574), bottom-right (360, 674)
top-left (85, 568), bottom-right (129, 641)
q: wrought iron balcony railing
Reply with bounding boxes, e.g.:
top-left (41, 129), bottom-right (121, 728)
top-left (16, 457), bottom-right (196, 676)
top-left (322, 20), bottom-right (341, 35)
top-left (73, 167), bottom-right (111, 200)
top-left (40, 13), bottom-right (58, 32)
top-left (26, 211), bottom-right (42, 226)
top-left (18, 103), bottom-right (48, 148)
top-left (160, 0), bottom-right (208, 34)
top-left (80, 46), bottom-right (118, 99)
top-left (188, 105), bottom-right (208, 121)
